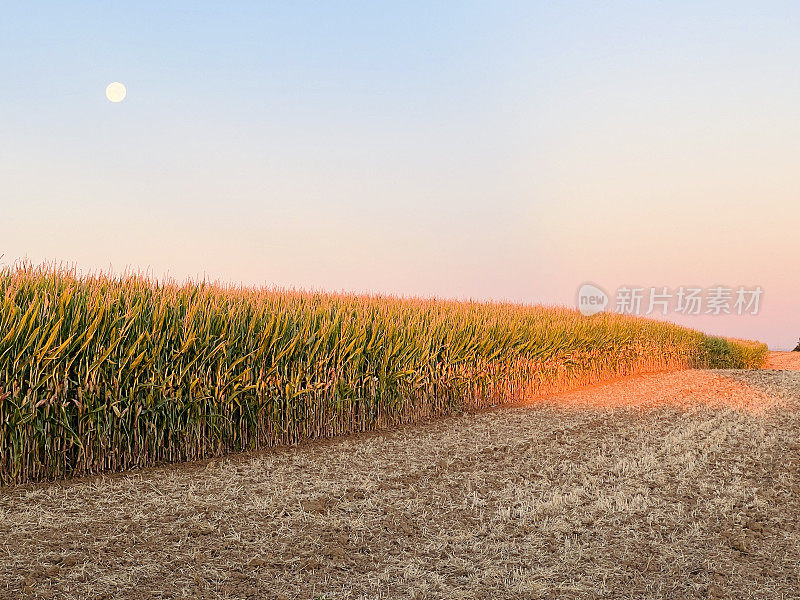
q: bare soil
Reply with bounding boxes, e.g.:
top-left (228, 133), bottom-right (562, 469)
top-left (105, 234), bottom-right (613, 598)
top-left (1, 354), bottom-right (799, 599)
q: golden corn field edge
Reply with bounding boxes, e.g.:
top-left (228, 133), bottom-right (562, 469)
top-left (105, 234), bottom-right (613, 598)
top-left (0, 263), bottom-right (769, 484)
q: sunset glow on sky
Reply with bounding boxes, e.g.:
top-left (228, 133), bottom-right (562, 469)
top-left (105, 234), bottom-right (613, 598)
top-left (2, 2), bottom-right (798, 348)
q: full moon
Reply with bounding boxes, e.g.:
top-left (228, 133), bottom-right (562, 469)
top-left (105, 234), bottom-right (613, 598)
top-left (105, 82), bottom-right (127, 103)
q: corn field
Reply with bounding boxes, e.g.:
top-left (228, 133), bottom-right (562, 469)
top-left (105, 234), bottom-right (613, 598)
top-left (0, 264), bottom-right (768, 484)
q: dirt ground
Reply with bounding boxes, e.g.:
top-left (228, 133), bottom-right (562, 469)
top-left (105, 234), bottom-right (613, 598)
top-left (1, 354), bottom-right (799, 599)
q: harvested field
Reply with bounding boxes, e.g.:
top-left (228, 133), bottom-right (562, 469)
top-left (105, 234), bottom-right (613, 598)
top-left (765, 351), bottom-right (800, 370)
top-left (2, 356), bottom-right (799, 599)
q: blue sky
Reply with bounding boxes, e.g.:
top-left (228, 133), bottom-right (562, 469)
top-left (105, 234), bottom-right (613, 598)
top-left (2, 2), bottom-right (799, 347)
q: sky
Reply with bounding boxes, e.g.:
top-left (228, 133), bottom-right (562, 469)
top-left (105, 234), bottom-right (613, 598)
top-left (2, 1), bottom-right (798, 349)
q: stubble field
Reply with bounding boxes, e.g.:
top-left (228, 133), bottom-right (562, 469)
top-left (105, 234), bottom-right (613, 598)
top-left (1, 354), bottom-right (799, 599)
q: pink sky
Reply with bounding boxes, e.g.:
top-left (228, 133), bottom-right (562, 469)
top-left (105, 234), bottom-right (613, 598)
top-left (3, 3), bottom-right (798, 349)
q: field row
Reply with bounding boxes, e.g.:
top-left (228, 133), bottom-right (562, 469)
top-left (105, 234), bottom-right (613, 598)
top-left (0, 264), bottom-right (768, 483)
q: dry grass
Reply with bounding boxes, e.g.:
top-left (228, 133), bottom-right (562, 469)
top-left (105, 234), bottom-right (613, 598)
top-left (765, 351), bottom-right (800, 370)
top-left (1, 359), bottom-right (799, 599)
